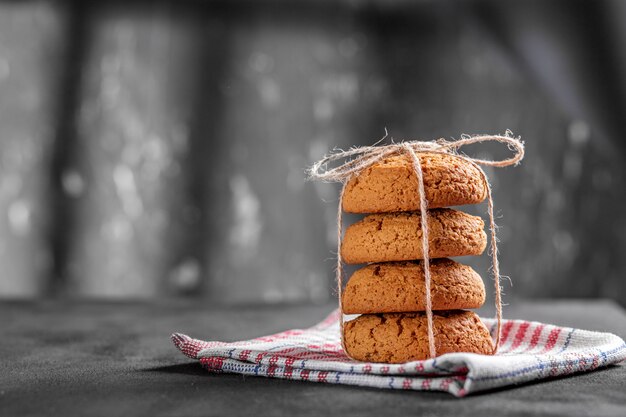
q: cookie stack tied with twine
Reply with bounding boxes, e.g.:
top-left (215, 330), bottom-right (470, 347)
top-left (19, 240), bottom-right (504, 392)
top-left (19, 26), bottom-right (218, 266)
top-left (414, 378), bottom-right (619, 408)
top-left (308, 132), bottom-right (525, 363)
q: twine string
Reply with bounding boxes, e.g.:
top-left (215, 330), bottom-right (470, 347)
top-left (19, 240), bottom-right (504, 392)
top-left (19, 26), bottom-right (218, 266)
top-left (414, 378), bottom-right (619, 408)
top-left (337, 182), bottom-right (348, 354)
top-left (403, 143), bottom-right (436, 358)
top-left (308, 131), bottom-right (524, 358)
top-left (479, 167), bottom-right (503, 353)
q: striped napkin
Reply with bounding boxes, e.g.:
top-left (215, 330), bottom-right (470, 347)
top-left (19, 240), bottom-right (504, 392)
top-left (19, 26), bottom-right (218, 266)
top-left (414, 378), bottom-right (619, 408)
top-left (171, 310), bottom-right (626, 397)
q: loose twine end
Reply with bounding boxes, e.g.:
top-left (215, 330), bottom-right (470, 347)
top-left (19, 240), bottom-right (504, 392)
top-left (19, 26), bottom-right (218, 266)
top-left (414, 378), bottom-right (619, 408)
top-left (309, 132), bottom-right (525, 359)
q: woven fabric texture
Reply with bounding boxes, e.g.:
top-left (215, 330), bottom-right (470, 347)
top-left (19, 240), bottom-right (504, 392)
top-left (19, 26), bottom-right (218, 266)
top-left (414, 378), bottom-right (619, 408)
top-left (172, 310), bottom-right (626, 397)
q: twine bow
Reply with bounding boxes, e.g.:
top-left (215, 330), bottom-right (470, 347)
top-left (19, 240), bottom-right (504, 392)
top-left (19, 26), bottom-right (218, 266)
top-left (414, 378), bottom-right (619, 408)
top-left (308, 130), bottom-right (525, 359)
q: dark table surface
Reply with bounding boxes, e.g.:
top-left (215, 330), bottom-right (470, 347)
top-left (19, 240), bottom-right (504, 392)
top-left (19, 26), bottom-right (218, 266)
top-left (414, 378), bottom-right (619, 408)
top-left (1, 299), bottom-right (626, 416)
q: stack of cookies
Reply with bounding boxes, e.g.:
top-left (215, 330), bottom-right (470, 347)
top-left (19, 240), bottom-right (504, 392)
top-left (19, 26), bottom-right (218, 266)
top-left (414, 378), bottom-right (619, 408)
top-left (340, 153), bottom-right (494, 363)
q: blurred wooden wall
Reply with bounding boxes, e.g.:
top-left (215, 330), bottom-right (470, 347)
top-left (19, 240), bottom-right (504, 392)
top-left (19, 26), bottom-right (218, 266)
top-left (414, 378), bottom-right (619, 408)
top-left (0, 0), bottom-right (624, 306)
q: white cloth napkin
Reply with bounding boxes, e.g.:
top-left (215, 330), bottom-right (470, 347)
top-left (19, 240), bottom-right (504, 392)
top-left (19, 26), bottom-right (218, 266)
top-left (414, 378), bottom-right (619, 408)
top-left (172, 310), bottom-right (626, 397)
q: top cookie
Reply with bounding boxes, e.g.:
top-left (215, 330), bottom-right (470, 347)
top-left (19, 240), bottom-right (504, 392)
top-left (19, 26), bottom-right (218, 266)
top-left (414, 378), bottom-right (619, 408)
top-left (342, 152), bottom-right (487, 213)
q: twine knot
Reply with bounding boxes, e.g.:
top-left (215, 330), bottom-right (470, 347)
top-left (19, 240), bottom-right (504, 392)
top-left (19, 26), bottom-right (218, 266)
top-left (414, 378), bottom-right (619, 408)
top-left (308, 130), bottom-right (524, 184)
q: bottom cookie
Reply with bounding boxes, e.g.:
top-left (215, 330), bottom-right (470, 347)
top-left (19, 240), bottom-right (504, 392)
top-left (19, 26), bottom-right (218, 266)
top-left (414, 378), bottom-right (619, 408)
top-left (343, 310), bottom-right (493, 363)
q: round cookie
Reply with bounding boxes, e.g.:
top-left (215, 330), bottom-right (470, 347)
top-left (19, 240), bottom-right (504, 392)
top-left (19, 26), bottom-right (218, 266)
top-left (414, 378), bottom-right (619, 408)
top-left (340, 208), bottom-right (486, 264)
top-left (342, 153), bottom-right (487, 213)
top-left (342, 259), bottom-right (485, 314)
top-left (343, 310), bottom-right (493, 363)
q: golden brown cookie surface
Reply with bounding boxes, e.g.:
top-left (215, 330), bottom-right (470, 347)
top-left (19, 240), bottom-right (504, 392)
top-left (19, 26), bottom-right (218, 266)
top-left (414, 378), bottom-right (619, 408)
top-left (342, 153), bottom-right (487, 213)
top-left (342, 259), bottom-right (485, 314)
top-left (340, 208), bottom-right (486, 264)
top-left (344, 310), bottom-right (493, 363)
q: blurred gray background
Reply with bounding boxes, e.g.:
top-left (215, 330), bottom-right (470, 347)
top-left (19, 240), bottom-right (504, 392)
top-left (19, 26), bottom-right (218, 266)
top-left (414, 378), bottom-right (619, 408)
top-left (0, 0), bottom-right (625, 306)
